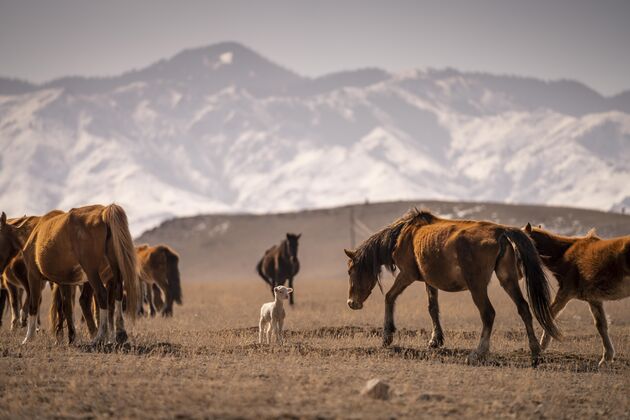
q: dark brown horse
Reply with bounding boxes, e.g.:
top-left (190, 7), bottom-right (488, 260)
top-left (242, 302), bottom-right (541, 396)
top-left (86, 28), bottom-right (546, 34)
top-left (344, 209), bottom-right (560, 367)
top-left (0, 214), bottom-right (56, 331)
top-left (524, 224), bottom-right (630, 366)
top-left (257, 233), bottom-right (301, 305)
top-left (136, 244), bottom-right (182, 317)
top-left (0, 204), bottom-right (140, 345)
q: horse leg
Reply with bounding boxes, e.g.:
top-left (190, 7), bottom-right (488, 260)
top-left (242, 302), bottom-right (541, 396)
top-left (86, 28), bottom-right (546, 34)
top-left (288, 276), bottom-right (294, 305)
top-left (588, 301), bottom-right (615, 367)
top-left (19, 288), bottom-right (28, 327)
top-left (383, 272), bottom-right (415, 347)
top-left (106, 280), bottom-right (118, 343)
top-left (22, 268), bottom-right (44, 344)
top-left (61, 285), bottom-right (76, 344)
top-left (157, 273), bottom-right (173, 317)
top-left (539, 288), bottom-right (572, 350)
top-left (79, 284), bottom-right (97, 338)
top-left (426, 284), bottom-right (444, 348)
top-left (51, 284), bottom-right (65, 344)
top-left (467, 283), bottom-right (495, 364)
top-left (109, 264), bottom-right (128, 344)
top-left (146, 282), bottom-right (157, 317)
top-left (137, 281), bottom-right (146, 317)
top-left (6, 283), bottom-right (21, 330)
top-left (497, 272), bottom-right (542, 367)
top-left (152, 284), bottom-right (164, 311)
top-left (85, 269), bottom-right (109, 346)
top-left (0, 287), bottom-right (6, 328)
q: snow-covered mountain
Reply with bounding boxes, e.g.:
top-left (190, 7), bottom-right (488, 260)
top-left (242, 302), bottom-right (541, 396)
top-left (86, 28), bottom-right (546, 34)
top-left (1, 42), bottom-right (629, 235)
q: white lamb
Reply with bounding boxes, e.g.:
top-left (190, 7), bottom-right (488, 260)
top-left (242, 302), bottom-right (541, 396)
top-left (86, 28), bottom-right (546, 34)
top-left (259, 285), bottom-right (293, 344)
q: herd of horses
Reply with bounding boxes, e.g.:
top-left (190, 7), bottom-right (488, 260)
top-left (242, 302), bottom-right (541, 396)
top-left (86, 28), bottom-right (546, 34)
top-left (1, 203), bottom-right (628, 369)
top-left (0, 204), bottom-right (182, 345)
top-left (344, 209), bottom-right (630, 367)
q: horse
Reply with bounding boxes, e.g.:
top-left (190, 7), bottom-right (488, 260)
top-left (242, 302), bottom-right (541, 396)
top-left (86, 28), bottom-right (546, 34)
top-left (0, 204), bottom-right (140, 345)
top-left (136, 244), bottom-right (182, 317)
top-left (344, 209), bottom-right (560, 367)
top-left (0, 214), bottom-right (58, 331)
top-left (256, 233), bottom-right (301, 305)
top-left (523, 223), bottom-right (630, 367)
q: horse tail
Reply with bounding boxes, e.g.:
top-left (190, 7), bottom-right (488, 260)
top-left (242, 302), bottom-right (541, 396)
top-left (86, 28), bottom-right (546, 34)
top-left (503, 229), bottom-right (561, 340)
top-left (162, 246), bottom-right (182, 305)
top-left (256, 258), bottom-right (267, 282)
top-left (49, 283), bottom-right (62, 333)
top-left (0, 287), bottom-right (8, 318)
top-left (102, 204), bottom-right (140, 320)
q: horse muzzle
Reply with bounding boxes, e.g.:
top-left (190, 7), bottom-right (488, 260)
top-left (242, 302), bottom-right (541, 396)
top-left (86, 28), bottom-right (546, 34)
top-left (347, 299), bottom-right (363, 310)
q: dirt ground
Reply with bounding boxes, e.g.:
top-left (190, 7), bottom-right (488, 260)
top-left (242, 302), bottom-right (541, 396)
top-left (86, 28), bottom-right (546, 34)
top-left (1, 278), bottom-right (629, 419)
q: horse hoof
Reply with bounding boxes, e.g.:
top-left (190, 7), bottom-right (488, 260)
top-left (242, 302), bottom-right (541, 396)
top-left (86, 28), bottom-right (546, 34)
top-left (428, 336), bottom-right (444, 349)
top-left (531, 355), bottom-right (541, 368)
top-left (466, 351), bottom-right (486, 366)
top-left (115, 330), bottom-right (128, 344)
top-left (598, 357), bottom-right (614, 369)
top-left (91, 336), bottom-right (107, 347)
top-left (382, 334), bottom-right (393, 347)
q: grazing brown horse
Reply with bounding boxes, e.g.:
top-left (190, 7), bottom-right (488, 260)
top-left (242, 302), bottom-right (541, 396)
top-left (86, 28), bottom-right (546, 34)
top-left (524, 224), bottom-right (630, 366)
top-left (257, 233), bottom-right (301, 305)
top-left (136, 244), bottom-right (183, 317)
top-left (344, 209), bottom-right (560, 366)
top-left (0, 204), bottom-right (140, 345)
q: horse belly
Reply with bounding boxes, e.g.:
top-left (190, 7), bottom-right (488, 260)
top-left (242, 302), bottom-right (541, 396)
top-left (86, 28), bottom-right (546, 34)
top-left (420, 255), bottom-right (469, 292)
top-left (607, 276), bottom-right (630, 301)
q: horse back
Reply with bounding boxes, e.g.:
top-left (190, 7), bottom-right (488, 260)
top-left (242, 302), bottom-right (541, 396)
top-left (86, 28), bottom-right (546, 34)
top-left (28, 206), bottom-right (107, 280)
top-left (406, 219), bottom-right (505, 291)
top-left (566, 236), bottom-right (630, 300)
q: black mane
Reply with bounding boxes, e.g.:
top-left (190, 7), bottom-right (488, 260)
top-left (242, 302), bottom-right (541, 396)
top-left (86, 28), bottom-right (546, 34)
top-left (353, 208), bottom-right (435, 279)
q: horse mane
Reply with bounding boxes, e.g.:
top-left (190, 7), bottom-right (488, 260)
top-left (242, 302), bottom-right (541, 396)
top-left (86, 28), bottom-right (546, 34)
top-left (585, 228), bottom-right (598, 239)
top-left (353, 208), bottom-right (436, 280)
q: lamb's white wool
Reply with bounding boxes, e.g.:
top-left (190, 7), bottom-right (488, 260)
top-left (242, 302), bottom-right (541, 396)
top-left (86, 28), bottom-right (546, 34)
top-left (259, 286), bottom-right (293, 345)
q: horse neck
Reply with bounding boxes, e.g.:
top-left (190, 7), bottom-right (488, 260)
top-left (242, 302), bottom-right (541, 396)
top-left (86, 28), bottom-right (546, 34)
top-left (535, 231), bottom-right (577, 263)
top-left (280, 240), bottom-right (291, 259)
top-left (11, 218), bottom-right (38, 247)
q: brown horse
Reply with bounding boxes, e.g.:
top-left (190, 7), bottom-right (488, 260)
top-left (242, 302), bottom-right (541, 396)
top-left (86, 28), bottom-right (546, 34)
top-left (136, 244), bottom-right (183, 317)
top-left (0, 204), bottom-right (140, 345)
top-left (524, 224), bottom-right (630, 366)
top-left (256, 233), bottom-right (301, 305)
top-left (344, 209), bottom-right (560, 367)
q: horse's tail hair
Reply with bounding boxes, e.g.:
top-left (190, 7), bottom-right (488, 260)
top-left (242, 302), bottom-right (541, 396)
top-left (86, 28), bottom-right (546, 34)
top-left (161, 246), bottom-right (182, 305)
top-left (102, 203), bottom-right (140, 320)
top-left (256, 258), bottom-right (267, 282)
top-left (49, 283), bottom-right (62, 333)
top-left (0, 288), bottom-right (7, 318)
top-left (503, 229), bottom-right (562, 340)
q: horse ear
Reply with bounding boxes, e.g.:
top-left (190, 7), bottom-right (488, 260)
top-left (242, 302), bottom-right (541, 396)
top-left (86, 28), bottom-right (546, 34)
top-left (344, 248), bottom-right (356, 259)
top-left (287, 288), bottom-right (293, 294)
top-left (524, 222), bottom-right (532, 233)
top-left (297, 233), bottom-right (301, 239)
top-left (0, 212), bottom-right (6, 227)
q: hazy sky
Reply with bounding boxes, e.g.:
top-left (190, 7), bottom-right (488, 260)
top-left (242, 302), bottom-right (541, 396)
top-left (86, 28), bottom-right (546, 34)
top-left (1, 0), bottom-right (628, 95)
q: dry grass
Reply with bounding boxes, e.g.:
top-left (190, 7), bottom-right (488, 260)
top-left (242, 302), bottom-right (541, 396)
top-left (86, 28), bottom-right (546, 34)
top-left (1, 278), bottom-right (629, 419)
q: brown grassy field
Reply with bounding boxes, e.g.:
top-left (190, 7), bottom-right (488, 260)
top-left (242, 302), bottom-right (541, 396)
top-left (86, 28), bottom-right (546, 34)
top-left (2, 201), bottom-right (629, 418)
top-left (1, 277), bottom-right (629, 419)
